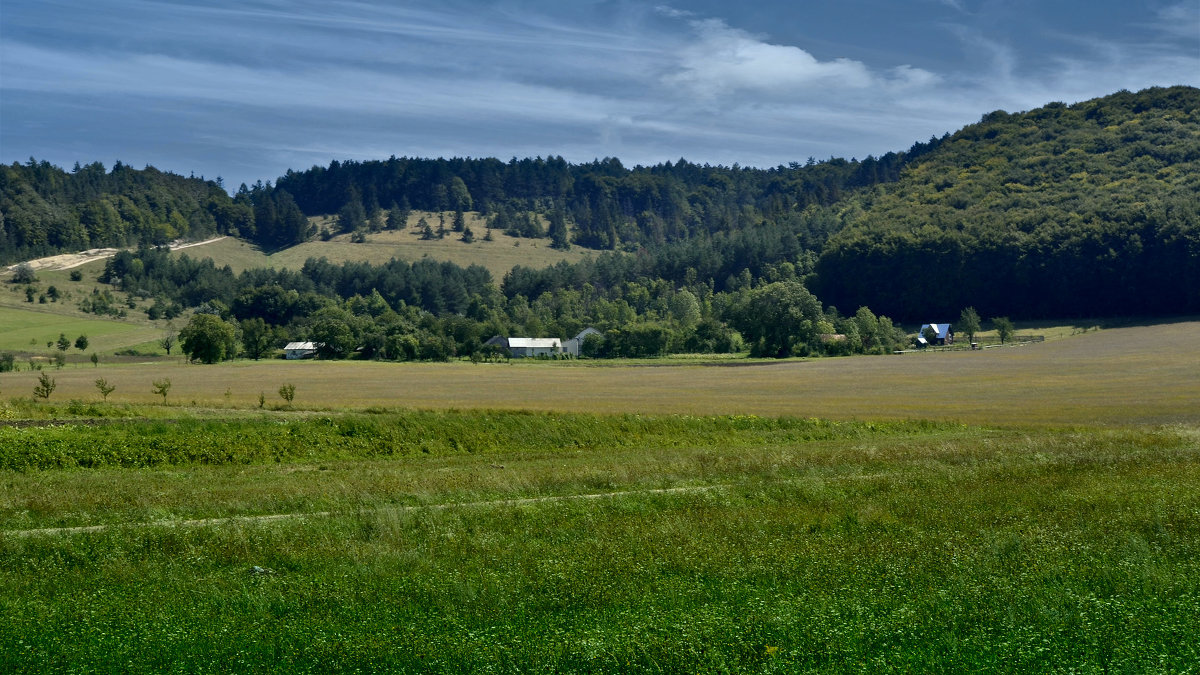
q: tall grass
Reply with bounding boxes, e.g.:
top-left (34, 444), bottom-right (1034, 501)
top-left (2, 418), bottom-right (1198, 672)
top-left (0, 409), bottom-right (955, 471)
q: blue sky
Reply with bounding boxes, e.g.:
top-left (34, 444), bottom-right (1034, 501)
top-left (2, 0), bottom-right (1197, 190)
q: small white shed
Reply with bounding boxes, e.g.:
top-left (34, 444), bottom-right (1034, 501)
top-left (283, 341), bottom-right (318, 359)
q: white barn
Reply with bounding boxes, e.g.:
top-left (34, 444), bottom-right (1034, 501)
top-left (484, 336), bottom-right (562, 358)
top-left (283, 341), bottom-right (318, 359)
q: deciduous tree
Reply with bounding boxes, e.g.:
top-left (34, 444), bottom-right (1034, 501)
top-left (179, 314), bottom-right (238, 363)
top-left (992, 316), bottom-right (1014, 344)
top-left (959, 307), bottom-right (981, 344)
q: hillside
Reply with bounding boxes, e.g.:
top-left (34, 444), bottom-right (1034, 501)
top-left (0, 161), bottom-right (242, 266)
top-left (171, 213), bottom-right (591, 280)
top-left (3, 86), bottom-right (1197, 360)
top-left (814, 86), bottom-right (1200, 319)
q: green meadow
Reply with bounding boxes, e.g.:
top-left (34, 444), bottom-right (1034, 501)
top-left (1, 322), bottom-right (1199, 672)
top-left (0, 306), bottom-right (162, 355)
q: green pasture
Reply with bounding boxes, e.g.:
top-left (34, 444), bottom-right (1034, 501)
top-left (1, 412), bottom-right (1197, 672)
top-left (0, 305), bottom-right (163, 355)
top-left (1, 321), bottom-right (1198, 672)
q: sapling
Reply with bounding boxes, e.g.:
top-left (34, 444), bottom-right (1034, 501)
top-left (152, 378), bottom-right (171, 403)
top-left (33, 371), bottom-right (56, 400)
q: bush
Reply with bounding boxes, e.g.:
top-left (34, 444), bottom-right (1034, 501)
top-left (11, 263), bottom-right (37, 284)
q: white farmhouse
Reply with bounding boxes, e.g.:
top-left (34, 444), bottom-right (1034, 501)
top-left (562, 327), bottom-right (602, 357)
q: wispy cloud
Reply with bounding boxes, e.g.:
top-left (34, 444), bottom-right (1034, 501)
top-left (1, 0), bottom-right (1197, 187)
top-left (1150, 2), bottom-right (1200, 40)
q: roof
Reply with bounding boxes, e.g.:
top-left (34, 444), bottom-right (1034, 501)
top-left (920, 324), bottom-right (952, 339)
top-left (506, 338), bottom-right (561, 349)
top-left (284, 341), bottom-right (317, 351)
top-left (573, 327), bottom-right (602, 341)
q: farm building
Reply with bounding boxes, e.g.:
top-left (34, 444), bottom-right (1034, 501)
top-left (283, 341), bottom-right (318, 359)
top-left (563, 328), bottom-right (602, 357)
top-left (487, 328), bottom-right (600, 358)
top-left (484, 336), bottom-right (563, 358)
top-left (917, 324), bottom-right (954, 347)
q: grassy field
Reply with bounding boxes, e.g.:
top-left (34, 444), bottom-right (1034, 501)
top-left (1, 413), bottom-right (1197, 672)
top-left (3, 320), bottom-right (1197, 426)
top-left (2, 321), bottom-right (1198, 672)
top-left (0, 305), bottom-right (164, 356)
top-left (174, 211), bottom-right (592, 279)
top-left (0, 260), bottom-right (177, 358)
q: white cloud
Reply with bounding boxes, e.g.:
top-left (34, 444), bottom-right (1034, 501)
top-left (661, 17), bottom-right (939, 99)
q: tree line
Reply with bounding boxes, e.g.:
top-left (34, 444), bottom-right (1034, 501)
top-left (96, 246), bottom-right (909, 363)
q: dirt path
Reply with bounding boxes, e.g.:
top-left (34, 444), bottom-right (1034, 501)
top-left (5, 474), bottom-right (889, 538)
top-left (5, 237), bottom-right (228, 273)
top-left (6, 485), bottom-right (726, 538)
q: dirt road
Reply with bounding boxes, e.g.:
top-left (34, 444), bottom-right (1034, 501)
top-left (4, 237), bottom-right (227, 273)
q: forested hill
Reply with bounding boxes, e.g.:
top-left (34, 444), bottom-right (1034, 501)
top-left (4, 86), bottom-right (1198, 323)
top-left (813, 86), bottom-right (1200, 319)
top-left (2, 142), bottom-right (933, 266)
top-left (269, 149), bottom-right (921, 250)
top-left (0, 161), bottom-right (246, 265)
top-left (0, 160), bottom-right (328, 264)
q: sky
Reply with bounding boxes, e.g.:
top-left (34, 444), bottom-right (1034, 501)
top-left (2, 0), bottom-right (1198, 190)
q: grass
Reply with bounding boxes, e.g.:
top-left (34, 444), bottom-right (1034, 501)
top-left (1, 321), bottom-right (1198, 671)
top-left (177, 211), bottom-right (592, 279)
top-left (3, 320), bottom-right (1197, 426)
top-left (0, 305), bottom-right (165, 355)
top-left (0, 261), bottom-right (181, 359)
top-left (1, 418), bottom-right (1197, 672)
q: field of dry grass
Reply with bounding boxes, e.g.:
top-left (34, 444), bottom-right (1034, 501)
top-left (173, 211), bottom-right (592, 280)
top-left (5, 320), bottom-right (1196, 426)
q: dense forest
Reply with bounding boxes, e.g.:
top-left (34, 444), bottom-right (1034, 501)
top-left (815, 86), bottom-right (1200, 318)
top-left (2, 135), bottom-right (930, 263)
top-left (3, 86), bottom-right (1198, 361)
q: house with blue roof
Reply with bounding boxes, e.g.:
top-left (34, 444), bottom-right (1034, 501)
top-left (917, 323), bottom-right (954, 347)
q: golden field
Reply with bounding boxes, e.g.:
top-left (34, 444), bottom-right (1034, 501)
top-left (4, 319), bottom-right (1196, 426)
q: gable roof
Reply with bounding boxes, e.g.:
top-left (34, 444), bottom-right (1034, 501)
top-left (506, 338), bottom-right (561, 349)
top-left (284, 341), bottom-right (317, 351)
top-left (920, 323), bottom-right (952, 339)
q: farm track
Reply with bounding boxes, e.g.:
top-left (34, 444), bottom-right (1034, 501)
top-left (0, 417), bottom-right (156, 428)
top-left (4, 236), bottom-right (227, 273)
top-left (6, 474), bottom-right (889, 538)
